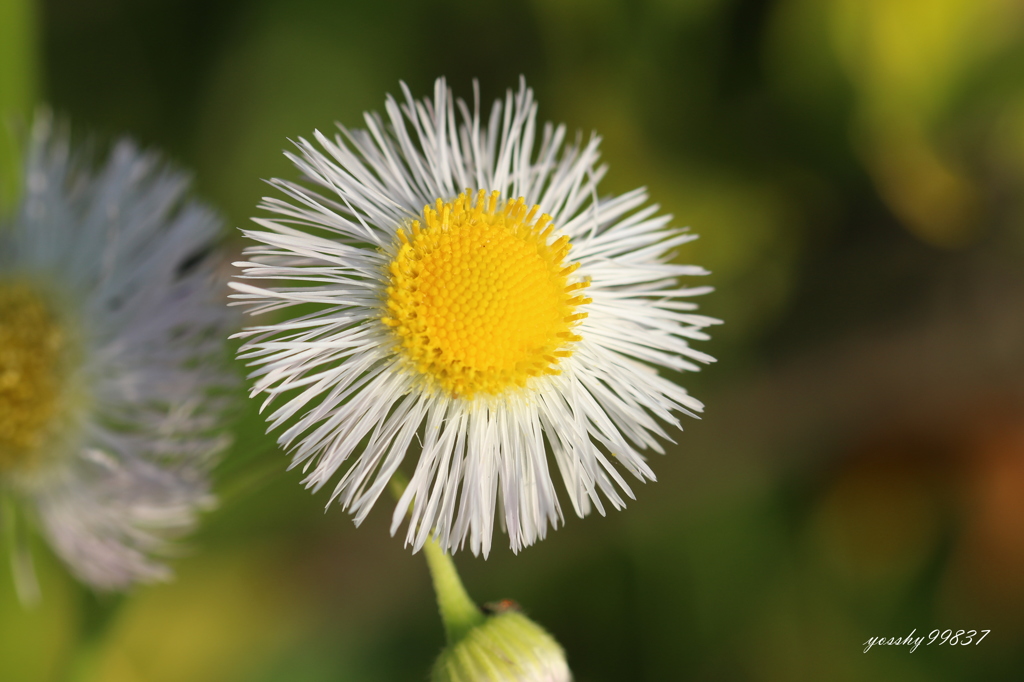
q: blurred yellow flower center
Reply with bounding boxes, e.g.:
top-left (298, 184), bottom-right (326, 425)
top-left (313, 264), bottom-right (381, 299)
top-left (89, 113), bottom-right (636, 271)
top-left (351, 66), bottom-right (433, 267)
top-left (0, 283), bottom-right (68, 473)
top-left (383, 189), bottom-right (590, 398)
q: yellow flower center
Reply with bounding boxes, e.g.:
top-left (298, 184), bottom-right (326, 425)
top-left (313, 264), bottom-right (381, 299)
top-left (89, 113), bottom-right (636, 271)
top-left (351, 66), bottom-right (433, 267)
top-left (383, 189), bottom-right (591, 398)
top-left (0, 282), bottom-right (70, 473)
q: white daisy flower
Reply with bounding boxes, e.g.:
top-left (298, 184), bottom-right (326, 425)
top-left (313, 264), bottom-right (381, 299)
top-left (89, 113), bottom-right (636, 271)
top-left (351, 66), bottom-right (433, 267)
top-left (0, 115), bottom-right (234, 598)
top-left (232, 77), bottom-right (718, 557)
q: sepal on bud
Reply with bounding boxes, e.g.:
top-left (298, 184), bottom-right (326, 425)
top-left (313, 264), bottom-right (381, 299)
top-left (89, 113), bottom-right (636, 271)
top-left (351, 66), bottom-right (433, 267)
top-left (431, 609), bottom-right (571, 682)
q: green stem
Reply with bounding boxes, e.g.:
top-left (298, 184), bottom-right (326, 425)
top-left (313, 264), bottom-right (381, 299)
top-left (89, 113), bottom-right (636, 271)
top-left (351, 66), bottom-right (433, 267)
top-left (60, 591), bottom-right (126, 682)
top-left (422, 539), bottom-right (485, 645)
top-left (0, 0), bottom-right (41, 210)
top-left (389, 471), bottom-right (485, 645)
top-left (1, 489), bottom-right (39, 605)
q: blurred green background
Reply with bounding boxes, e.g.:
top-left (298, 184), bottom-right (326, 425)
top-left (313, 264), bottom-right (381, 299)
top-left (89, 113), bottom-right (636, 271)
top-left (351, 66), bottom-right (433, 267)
top-left (4, 0), bottom-right (1024, 679)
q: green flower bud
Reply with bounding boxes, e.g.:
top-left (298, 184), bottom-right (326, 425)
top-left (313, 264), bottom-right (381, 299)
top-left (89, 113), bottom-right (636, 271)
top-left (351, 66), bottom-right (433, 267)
top-left (431, 608), bottom-right (571, 682)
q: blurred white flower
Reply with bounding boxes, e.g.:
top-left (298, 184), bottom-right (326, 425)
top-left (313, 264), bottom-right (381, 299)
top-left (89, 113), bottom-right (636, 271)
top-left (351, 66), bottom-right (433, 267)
top-left (0, 114), bottom-right (234, 598)
top-left (232, 77), bottom-right (717, 557)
